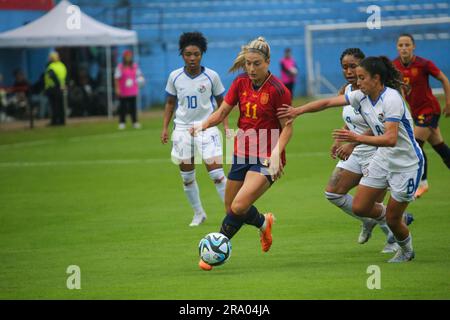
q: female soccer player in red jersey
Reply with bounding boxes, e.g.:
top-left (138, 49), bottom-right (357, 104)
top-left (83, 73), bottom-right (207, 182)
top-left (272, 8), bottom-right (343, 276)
top-left (393, 34), bottom-right (450, 198)
top-left (191, 37), bottom-right (293, 270)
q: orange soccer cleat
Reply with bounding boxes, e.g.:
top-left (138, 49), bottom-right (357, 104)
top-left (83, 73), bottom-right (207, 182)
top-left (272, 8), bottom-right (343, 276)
top-left (198, 259), bottom-right (213, 271)
top-left (414, 184), bottom-right (429, 198)
top-left (260, 213), bottom-right (275, 252)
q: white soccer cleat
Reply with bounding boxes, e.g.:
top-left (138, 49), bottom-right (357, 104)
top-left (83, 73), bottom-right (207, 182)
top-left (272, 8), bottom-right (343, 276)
top-left (358, 219), bottom-right (377, 244)
top-left (381, 242), bottom-right (400, 253)
top-left (381, 234), bottom-right (399, 253)
top-left (189, 213), bottom-right (206, 227)
top-left (118, 123), bottom-right (126, 130)
top-left (388, 248), bottom-right (415, 263)
top-left (133, 122), bottom-right (142, 129)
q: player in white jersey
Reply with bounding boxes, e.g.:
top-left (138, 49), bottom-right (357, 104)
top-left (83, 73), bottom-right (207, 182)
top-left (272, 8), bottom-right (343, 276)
top-left (161, 32), bottom-right (229, 226)
top-left (325, 49), bottom-right (401, 253)
top-left (278, 56), bottom-right (422, 262)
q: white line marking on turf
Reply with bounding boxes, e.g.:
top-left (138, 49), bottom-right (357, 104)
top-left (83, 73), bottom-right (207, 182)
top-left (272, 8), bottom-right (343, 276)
top-left (0, 152), bottom-right (328, 168)
top-left (0, 159), bottom-right (171, 167)
top-left (0, 139), bottom-right (55, 150)
top-left (0, 130), bottom-right (151, 150)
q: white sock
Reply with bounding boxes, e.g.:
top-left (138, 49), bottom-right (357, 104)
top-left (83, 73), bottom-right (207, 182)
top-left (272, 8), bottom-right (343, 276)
top-left (419, 179), bottom-right (428, 187)
top-left (180, 170), bottom-right (204, 215)
top-left (325, 192), bottom-right (364, 222)
top-left (260, 219), bottom-right (267, 232)
top-left (208, 168), bottom-right (227, 202)
top-left (375, 202), bottom-right (393, 238)
top-left (395, 233), bottom-right (413, 253)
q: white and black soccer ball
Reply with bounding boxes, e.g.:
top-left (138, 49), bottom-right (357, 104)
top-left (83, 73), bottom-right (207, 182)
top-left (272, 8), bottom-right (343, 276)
top-left (198, 232), bottom-right (232, 266)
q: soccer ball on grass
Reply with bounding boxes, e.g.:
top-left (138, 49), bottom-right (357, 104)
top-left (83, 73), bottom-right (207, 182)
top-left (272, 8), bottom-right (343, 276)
top-left (198, 232), bottom-right (232, 266)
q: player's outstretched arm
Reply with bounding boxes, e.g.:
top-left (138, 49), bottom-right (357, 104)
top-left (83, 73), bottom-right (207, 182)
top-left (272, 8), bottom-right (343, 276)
top-left (268, 118), bottom-right (294, 181)
top-left (215, 96), bottom-right (232, 138)
top-left (161, 96), bottom-right (176, 144)
top-left (190, 101), bottom-right (234, 136)
top-left (434, 71), bottom-right (450, 117)
top-left (333, 122), bottom-right (398, 147)
top-left (277, 95), bottom-right (347, 123)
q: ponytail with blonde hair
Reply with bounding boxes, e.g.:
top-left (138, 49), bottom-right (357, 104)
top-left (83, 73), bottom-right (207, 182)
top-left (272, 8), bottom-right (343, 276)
top-left (228, 36), bottom-right (271, 73)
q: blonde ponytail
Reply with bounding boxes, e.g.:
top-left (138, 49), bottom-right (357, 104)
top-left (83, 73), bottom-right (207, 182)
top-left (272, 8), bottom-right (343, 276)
top-left (228, 36), bottom-right (271, 73)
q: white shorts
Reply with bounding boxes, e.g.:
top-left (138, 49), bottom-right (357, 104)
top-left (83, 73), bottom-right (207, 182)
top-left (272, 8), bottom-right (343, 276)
top-left (171, 126), bottom-right (223, 163)
top-left (359, 161), bottom-right (422, 202)
top-left (336, 152), bottom-right (373, 175)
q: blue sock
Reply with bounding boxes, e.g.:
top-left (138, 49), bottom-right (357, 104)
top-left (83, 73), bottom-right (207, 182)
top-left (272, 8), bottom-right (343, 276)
top-left (220, 211), bottom-right (246, 239)
top-left (245, 205), bottom-right (265, 228)
top-left (432, 142), bottom-right (450, 169)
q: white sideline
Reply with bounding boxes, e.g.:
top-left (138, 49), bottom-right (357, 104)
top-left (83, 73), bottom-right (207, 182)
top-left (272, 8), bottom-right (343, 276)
top-left (0, 152), bottom-right (328, 168)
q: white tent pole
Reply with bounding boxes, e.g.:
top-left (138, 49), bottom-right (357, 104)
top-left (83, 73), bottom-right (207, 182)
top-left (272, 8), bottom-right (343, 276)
top-left (305, 25), bottom-right (315, 97)
top-left (133, 43), bottom-right (142, 116)
top-left (106, 45), bottom-right (113, 119)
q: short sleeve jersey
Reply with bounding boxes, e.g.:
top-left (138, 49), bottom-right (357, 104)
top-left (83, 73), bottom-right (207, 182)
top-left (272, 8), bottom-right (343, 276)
top-left (224, 73), bottom-right (292, 164)
top-left (165, 66), bottom-right (225, 129)
top-left (393, 56), bottom-right (441, 118)
top-left (345, 87), bottom-right (423, 172)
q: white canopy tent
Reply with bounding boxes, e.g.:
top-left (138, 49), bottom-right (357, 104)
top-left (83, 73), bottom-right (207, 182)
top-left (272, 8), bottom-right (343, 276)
top-left (0, 0), bottom-right (139, 118)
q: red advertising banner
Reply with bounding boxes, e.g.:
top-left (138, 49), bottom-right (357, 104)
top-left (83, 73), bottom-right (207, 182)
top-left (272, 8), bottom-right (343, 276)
top-left (0, 0), bottom-right (54, 11)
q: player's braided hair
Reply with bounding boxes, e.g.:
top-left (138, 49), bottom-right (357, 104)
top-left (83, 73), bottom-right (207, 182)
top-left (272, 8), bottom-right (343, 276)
top-left (229, 36), bottom-right (271, 73)
top-left (340, 48), bottom-right (365, 64)
top-left (359, 56), bottom-right (406, 92)
top-left (179, 31), bottom-right (207, 55)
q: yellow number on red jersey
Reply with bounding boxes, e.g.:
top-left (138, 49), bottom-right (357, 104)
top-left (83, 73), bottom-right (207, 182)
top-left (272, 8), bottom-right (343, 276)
top-left (244, 102), bottom-right (258, 119)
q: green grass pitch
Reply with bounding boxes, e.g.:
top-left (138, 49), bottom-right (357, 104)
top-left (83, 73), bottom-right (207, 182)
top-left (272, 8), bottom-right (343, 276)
top-left (0, 98), bottom-right (449, 299)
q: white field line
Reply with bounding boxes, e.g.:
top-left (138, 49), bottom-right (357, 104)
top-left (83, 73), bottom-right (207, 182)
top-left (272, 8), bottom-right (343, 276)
top-left (0, 152), bottom-right (329, 168)
top-left (0, 131), bottom-right (151, 151)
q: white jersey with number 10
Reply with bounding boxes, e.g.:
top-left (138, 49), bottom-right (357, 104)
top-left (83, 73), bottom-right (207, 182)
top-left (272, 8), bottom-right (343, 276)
top-left (165, 66), bottom-right (225, 129)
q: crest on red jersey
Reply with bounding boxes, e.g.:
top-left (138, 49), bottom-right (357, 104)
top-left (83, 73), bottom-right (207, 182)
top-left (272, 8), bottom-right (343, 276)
top-left (260, 92), bottom-right (269, 105)
top-left (411, 68), bottom-right (418, 76)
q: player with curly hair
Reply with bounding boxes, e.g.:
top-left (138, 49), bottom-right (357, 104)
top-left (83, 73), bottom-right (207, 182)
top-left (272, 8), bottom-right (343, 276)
top-left (161, 32), bottom-right (229, 227)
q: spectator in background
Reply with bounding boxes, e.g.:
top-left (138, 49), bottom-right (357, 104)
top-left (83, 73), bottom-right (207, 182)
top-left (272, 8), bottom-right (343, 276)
top-left (44, 51), bottom-right (67, 126)
top-left (10, 69), bottom-right (31, 119)
top-left (114, 50), bottom-right (145, 130)
top-left (12, 69), bottom-right (30, 95)
top-left (68, 67), bottom-right (96, 117)
top-left (280, 48), bottom-right (298, 96)
top-left (0, 74), bottom-right (7, 121)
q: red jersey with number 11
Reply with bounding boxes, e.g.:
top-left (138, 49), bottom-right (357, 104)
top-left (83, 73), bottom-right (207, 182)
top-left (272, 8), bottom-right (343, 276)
top-left (224, 73), bottom-right (291, 163)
